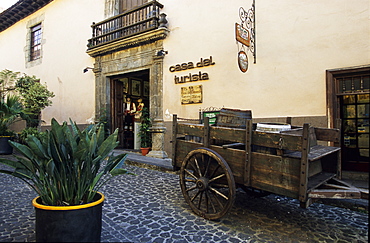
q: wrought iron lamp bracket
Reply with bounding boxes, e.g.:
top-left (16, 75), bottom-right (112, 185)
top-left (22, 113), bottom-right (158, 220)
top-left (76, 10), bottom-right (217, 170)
top-left (238, 0), bottom-right (256, 64)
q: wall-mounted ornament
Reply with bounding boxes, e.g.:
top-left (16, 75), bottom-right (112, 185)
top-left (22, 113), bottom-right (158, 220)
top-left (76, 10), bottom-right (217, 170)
top-left (235, 0), bottom-right (255, 73)
top-left (237, 51), bottom-right (248, 73)
top-left (181, 85), bottom-right (202, 105)
top-left (235, 23), bottom-right (250, 47)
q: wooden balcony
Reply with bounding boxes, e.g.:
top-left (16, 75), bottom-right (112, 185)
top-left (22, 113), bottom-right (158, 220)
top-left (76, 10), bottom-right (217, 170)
top-left (87, 1), bottom-right (165, 50)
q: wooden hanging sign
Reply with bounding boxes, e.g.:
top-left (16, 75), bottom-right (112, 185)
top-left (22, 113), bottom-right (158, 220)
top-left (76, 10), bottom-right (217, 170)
top-left (235, 23), bottom-right (250, 47)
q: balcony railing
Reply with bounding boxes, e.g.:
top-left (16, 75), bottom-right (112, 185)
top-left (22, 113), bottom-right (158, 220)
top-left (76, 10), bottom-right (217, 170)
top-left (87, 1), bottom-right (164, 49)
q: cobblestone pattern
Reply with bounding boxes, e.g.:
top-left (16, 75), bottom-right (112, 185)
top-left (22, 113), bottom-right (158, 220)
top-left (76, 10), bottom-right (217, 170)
top-left (0, 164), bottom-right (368, 242)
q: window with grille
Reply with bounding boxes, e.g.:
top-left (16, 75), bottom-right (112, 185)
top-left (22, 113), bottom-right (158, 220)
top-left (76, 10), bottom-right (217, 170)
top-left (30, 24), bottom-right (42, 61)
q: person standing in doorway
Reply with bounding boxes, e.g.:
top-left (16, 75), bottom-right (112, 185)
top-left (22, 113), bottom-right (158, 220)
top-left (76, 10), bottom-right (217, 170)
top-left (134, 98), bottom-right (145, 149)
top-left (135, 98), bottom-right (144, 121)
top-left (123, 97), bottom-right (136, 129)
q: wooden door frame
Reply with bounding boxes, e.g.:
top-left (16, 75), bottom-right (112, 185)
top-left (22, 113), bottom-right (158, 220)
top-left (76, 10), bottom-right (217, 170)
top-left (110, 78), bottom-right (125, 148)
top-left (326, 65), bottom-right (370, 129)
top-left (326, 65), bottom-right (370, 172)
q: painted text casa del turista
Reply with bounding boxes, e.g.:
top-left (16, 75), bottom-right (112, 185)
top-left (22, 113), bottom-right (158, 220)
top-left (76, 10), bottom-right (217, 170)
top-left (169, 56), bottom-right (215, 84)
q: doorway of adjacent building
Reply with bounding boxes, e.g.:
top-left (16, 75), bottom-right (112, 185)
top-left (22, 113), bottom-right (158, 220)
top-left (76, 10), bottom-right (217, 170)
top-left (110, 69), bottom-right (150, 149)
top-left (327, 66), bottom-right (369, 172)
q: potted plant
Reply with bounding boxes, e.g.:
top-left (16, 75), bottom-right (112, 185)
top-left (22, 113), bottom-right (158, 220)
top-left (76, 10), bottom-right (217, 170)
top-left (0, 95), bottom-right (24, 154)
top-left (0, 118), bottom-right (134, 242)
top-left (15, 73), bottom-right (55, 128)
top-left (0, 70), bottom-right (24, 154)
top-left (138, 107), bottom-right (152, 156)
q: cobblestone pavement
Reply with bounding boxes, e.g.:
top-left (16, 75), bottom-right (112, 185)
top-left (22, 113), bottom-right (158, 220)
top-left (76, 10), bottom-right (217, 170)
top-left (0, 163), bottom-right (368, 242)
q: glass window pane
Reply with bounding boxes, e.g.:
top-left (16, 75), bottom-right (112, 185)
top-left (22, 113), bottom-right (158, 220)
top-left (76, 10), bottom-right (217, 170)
top-left (358, 94), bottom-right (369, 104)
top-left (343, 119), bottom-right (356, 133)
top-left (344, 78), bottom-right (352, 92)
top-left (358, 134), bottom-right (369, 148)
top-left (343, 95), bottom-right (355, 104)
top-left (343, 135), bottom-right (356, 148)
top-left (357, 104), bottom-right (369, 118)
top-left (353, 77), bottom-right (361, 91)
top-left (30, 23), bottom-right (42, 61)
top-left (359, 149), bottom-right (369, 158)
top-left (343, 105), bottom-right (356, 118)
top-left (338, 78), bottom-right (344, 93)
top-left (357, 119), bottom-right (370, 133)
top-left (363, 75), bottom-right (369, 91)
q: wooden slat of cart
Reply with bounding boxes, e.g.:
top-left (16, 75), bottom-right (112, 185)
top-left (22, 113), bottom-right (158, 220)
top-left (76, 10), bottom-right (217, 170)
top-left (172, 114), bottom-right (178, 170)
top-left (174, 139), bottom-right (200, 168)
top-left (209, 126), bottom-right (246, 144)
top-left (307, 172), bottom-right (336, 190)
top-left (314, 127), bottom-right (340, 143)
top-left (250, 152), bottom-right (300, 199)
top-left (284, 145), bottom-right (341, 161)
top-left (177, 123), bottom-right (204, 137)
top-left (208, 145), bottom-right (245, 184)
top-left (252, 131), bottom-right (302, 151)
top-left (299, 124), bottom-right (310, 202)
top-left (244, 119), bottom-right (253, 186)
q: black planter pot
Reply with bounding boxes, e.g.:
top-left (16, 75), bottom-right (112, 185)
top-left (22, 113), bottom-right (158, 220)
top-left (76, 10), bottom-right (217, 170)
top-left (33, 192), bottom-right (104, 242)
top-left (0, 136), bottom-right (13, 155)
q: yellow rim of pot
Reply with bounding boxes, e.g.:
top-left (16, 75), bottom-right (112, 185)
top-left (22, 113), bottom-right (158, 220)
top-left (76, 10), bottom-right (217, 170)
top-left (32, 192), bottom-right (104, 211)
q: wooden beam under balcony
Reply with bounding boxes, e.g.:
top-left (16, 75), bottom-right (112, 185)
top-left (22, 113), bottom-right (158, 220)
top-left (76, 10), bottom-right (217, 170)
top-left (86, 28), bottom-right (169, 57)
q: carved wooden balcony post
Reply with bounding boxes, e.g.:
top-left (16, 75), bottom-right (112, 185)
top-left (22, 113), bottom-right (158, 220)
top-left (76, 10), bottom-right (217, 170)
top-left (158, 13), bottom-right (167, 28)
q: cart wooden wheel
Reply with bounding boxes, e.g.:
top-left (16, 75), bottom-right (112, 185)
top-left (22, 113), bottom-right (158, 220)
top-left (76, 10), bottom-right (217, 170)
top-left (180, 148), bottom-right (236, 220)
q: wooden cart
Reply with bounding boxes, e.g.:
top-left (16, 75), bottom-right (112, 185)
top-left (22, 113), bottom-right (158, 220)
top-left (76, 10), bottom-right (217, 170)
top-left (171, 110), bottom-right (368, 220)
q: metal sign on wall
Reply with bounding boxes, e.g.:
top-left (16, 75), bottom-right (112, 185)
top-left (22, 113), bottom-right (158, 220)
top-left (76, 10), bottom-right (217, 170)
top-left (235, 0), bottom-right (256, 73)
top-left (181, 85), bottom-right (203, 105)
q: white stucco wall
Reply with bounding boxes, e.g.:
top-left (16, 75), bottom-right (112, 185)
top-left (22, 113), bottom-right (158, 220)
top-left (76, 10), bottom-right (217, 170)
top-left (160, 0), bottom-right (370, 120)
top-left (1, 0), bottom-right (369, 125)
top-left (0, 0), bottom-right (105, 125)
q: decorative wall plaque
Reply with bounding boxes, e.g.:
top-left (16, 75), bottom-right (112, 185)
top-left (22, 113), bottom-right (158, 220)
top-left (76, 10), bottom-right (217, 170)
top-left (237, 51), bottom-right (248, 73)
top-left (235, 23), bottom-right (250, 47)
top-left (181, 85), bottom-right (202, 105)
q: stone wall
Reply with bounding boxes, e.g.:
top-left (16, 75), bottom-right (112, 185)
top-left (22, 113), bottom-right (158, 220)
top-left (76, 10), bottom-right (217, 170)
top-left (88, 28), bottom-right (170, 158)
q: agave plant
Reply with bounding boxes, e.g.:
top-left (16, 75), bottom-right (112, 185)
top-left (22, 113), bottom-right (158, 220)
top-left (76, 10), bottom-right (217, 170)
top-left (0, 118), bottom-right (133, 206)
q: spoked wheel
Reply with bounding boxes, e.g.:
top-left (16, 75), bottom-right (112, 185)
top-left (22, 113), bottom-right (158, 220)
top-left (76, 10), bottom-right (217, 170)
top-left (179, 148), bottom-right (236, 220)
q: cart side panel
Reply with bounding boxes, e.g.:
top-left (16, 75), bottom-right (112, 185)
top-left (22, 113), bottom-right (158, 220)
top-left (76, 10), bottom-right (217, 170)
top-left (314, 127), bottom-right (340, 143)
top-left (250, 152), bottom-right (300, 199)
top-left (208, 145), bottom-right (245, 185)
top-left (177, 123), bottom-right (204, 137)
top-left (252, 131), bottom-right (303, 151)
top-left (209, 126), bottom-right (245, 144)
top-left (174, 139), bottom-right (200, 169)
top-left (173, 141), bottom-right (245, 185)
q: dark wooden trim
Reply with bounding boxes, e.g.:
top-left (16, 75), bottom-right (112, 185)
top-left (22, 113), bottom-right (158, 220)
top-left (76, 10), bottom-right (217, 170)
top-left (299, 124), bottom-right (310, 202)
top-left (0, 0), bottom-right (54, 32)
top-left (172, 114), bottom-right (178, 170)
top-left (326, 65), bottom-right (370, 129)
top-left (203, 117), bottom-right (210, 147)
top-left (244, 119), bottom-right (252, 186)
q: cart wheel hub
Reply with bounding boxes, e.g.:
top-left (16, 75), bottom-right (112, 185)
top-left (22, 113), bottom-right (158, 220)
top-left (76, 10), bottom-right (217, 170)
top-left (196, 178), bottom-right (209, 191)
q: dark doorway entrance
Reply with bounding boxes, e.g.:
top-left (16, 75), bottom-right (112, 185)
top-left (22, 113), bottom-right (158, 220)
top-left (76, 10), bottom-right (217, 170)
top-left (111, 69), bottom-right (150, 149)
top-left (327, 67), bottom-right (369, 172)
